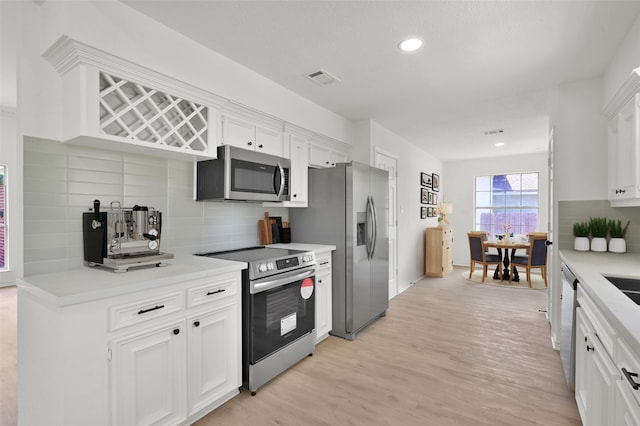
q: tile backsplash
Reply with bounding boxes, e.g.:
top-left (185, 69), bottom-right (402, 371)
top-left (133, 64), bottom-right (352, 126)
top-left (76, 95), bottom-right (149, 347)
top-left (558, 200), bottom-right (640, 253)
top-left (23, 138), bottom-right (288, 276)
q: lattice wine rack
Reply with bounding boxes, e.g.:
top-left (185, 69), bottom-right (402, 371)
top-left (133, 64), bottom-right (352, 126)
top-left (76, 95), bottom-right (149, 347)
top-left (99, 72), bottom-right (209, 152)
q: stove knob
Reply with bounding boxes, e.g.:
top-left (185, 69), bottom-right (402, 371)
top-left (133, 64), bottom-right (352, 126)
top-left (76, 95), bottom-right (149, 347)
top-left (258, 263), bottom-right (268, 272)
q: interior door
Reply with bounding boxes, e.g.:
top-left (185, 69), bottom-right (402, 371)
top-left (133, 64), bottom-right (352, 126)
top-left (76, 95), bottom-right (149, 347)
top-left (375, 150), bottom-right (398, 299)
top-left (369, 166), bottom-right (389, 317)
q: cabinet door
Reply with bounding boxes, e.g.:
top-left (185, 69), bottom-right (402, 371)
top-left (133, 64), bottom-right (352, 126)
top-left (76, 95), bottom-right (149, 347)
top-left (315, 266), bottom-right (332, 342)
top-left (575, 308), bottom-right (590, 421)
top-left (613, 95), bottom-right (639, 199)
top-left (187, 302), bottom-right (240, 416)
top-left (222, 115), bottom-right (256, 151)
top-left (256, 126), bottom-right (283, 157)
top-left (288, 136), bottom-right (309, 205)
top-left (308, 143), bottom-right (332, 168)
top-left (615, 379), bottom-right (640, 426)
top-left (111, 320), bottom-right (187, 426)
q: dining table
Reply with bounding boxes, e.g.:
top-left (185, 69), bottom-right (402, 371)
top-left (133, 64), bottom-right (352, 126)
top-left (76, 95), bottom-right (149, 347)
top-left (483, 238), bottom-right (530, 281)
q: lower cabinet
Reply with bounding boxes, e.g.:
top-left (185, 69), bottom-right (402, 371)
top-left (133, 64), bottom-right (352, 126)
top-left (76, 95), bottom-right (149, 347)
top-left (314, 251), bottom-right (333, 343)
top-left (111, 320), bottom-right (188, 426)
top-left (18, 270), bottom-right (242, 426)
top-left (575, 307), bottom-right (617, 426)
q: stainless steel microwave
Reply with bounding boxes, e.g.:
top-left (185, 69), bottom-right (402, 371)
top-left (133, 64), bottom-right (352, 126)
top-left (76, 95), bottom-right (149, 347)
top-left (195, 145), bottom-right (290, 202)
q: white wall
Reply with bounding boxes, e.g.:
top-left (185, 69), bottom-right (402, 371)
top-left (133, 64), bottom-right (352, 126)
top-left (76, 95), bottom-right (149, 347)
top-left (552, 78), bottom-right (607, 201)
top-left (368, 121), bottom-right (442, 293)
top-left (603, 13), bottom-right (640, 106)
top-left (443, 152), bottom-right (549, 267)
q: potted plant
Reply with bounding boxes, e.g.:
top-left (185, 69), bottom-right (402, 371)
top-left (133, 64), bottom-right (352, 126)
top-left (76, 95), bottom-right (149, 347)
top-left (608, 219), bottom-right (630, 253)
top-left (573, 221), bottom-right (590, 251)
top-left (589, 216), bottom-right (608, 252)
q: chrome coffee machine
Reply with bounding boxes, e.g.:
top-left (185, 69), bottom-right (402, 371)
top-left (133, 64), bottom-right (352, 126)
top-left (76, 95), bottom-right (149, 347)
top-left (83, 200), bottom-right (173, 272)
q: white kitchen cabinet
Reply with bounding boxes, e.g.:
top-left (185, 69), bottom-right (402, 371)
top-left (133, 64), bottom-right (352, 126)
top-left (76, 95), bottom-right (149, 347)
top-left (575, 286), bottom-right (619, 426)
top-left (308, 142), bottom-right (348, 168)
top-left (220, 113), bottom-right (283, 157)
top-left (604, 68), bottom-right (640, 207)
top-left (315, 251), bottom-right (333, 343)
top-left (608, 93), bottom-right (640, 203)
top-left (43, 36), bottom-right (224, 161)
top-left (18, 267), bottom-right (242, 426)
top-left (111, 319), bottom-right (188, 426)
top-left (187, 301), bottom-right (239, 417)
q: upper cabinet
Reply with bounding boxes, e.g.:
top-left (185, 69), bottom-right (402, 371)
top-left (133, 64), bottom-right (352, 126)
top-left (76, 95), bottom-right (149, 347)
top-left (218, 103), bottom-right (284, 158)
top-left (43, 36), bottom-right (226, 161)
top-left (308, 134), bottom-right (349, 168)
top-left (605, 69), bottom-right (640, 207)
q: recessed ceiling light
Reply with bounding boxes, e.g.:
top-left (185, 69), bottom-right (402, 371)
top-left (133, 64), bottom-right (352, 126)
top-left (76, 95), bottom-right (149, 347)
top-left (495, 142), bottom-right (505, 147)
top-left (399, 38), bottom-right (423, 52)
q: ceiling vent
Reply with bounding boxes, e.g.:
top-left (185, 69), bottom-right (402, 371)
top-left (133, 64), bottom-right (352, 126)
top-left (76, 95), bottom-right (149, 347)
top-left (482, 129), bottom-right (504, 135)
top-left (306, 69), bottom-right (341, 86)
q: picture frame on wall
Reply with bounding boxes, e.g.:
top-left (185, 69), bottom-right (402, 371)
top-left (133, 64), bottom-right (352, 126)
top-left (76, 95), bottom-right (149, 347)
top-left (427, 192), bottom-right (433, 204)
top-left (421, 172), bottom-right (432, 188)
top-left (421, 188), bottom-right (429, 204)
top-left (432, 173), bottom-right (440, 192)
top-left (432, 193), bottom-right (438, 205)
top-left (421, 207), bottom-right (427, 219)
top-left (427, 207), bottom-right (434, 217)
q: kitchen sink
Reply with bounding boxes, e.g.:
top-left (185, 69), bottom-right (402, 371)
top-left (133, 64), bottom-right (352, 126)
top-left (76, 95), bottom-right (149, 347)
top-left (603, 275), bottom-right (640, 304)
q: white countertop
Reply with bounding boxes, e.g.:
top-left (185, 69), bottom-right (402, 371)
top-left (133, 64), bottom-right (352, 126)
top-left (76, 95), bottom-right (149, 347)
top-left (269, 243), bottom-right (336, 252)
top-left (559, 250), bottom-right (640, 354)
top-left (18, 255), bottom-right (246, 307)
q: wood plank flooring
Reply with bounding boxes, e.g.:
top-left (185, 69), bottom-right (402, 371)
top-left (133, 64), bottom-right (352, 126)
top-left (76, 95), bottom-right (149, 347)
top-left (0, 267), bottom-right (581, 425)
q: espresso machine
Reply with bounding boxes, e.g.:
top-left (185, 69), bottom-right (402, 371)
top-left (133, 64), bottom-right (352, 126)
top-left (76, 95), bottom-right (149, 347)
top-left (83, 200), bottom-right (173, 272)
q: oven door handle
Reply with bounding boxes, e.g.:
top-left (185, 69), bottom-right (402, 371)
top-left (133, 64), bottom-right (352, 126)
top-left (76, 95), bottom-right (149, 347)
top-left (250, 268), bottom-right (315, 294)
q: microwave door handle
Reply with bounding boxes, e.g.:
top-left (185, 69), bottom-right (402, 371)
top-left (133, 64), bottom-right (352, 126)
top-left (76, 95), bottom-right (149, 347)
top-left (275, 162), bottom-right (285, 199)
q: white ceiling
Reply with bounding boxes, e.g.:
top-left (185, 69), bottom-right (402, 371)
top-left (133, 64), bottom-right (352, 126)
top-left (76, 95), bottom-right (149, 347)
top-left (121, 0), bottom-right (640, 161)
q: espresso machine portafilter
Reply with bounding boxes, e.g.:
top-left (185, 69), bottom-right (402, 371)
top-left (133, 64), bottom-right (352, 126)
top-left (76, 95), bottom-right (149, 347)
top-left (82, 200), bottom-right (173, 272)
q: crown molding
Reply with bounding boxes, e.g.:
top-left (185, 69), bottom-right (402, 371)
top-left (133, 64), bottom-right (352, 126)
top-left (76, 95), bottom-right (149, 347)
top-left (42, 35), bottom-right (228, 109)
top-left (603, 68), bottom-right (640, 120)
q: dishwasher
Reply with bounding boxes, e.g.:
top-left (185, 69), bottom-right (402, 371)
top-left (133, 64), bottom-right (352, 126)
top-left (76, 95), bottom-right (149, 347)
top-left (560, 262), bottom-right (579, 389)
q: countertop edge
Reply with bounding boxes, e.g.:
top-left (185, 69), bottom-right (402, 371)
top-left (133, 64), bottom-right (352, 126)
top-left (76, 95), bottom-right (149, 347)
top-left (18, 256), bottom-right (247, 307)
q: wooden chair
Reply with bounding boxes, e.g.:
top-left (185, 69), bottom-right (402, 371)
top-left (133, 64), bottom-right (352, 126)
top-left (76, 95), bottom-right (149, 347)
top-left (467, 232), bottom-right (503, 282)
top-left (510, 233), bottom-right (548, 287)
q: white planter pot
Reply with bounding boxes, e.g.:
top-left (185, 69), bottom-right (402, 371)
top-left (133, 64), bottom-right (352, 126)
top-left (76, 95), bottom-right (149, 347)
top-left (609, 237), bottom-right (627, 253)
top-left (590, 237), bottom-right (607, 252)
top-left (574, 237), bottom-right (590, 252)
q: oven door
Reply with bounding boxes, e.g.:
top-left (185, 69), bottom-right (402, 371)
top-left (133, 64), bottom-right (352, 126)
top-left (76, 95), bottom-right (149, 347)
top-left (249, 268), bottom-right (315, 363)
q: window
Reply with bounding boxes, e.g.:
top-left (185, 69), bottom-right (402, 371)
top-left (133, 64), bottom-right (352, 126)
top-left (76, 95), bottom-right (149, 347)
top-left (475, 173), bottom-right (539, 236)
top-left (0, 166), bottom-right (5, 269)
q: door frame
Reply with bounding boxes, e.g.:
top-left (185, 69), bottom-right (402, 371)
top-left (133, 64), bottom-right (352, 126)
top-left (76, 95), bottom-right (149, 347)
top-left (374, 147), bottom-right (398, 299)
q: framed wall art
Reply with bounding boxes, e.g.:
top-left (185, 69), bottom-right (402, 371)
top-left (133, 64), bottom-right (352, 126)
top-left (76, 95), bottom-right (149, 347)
top-left (421, 172), bottom-right (432, 188)
top-left (421, 207), bottom-right (427, 219)
top-left (432, 173), bottom-right (440, 192)
top-left (421, 188), bottom-right (429, 204)
top-left (432, 193), bottom-right (438, 205)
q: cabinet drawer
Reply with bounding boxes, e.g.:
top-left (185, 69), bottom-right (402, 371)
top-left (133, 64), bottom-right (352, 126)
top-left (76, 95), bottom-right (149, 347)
top-left (577, 287), bottom-right (616, 355)
top-left (316, 255), bottom-right (331, 271)
top-left (109, 291), bottom-right (184, 331)
top-left (186, 276), bottom-right (238, 309)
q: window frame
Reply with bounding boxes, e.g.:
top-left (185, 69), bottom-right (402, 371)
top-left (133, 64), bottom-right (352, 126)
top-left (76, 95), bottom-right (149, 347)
top-left (473, 172), bottom-right (540, 237)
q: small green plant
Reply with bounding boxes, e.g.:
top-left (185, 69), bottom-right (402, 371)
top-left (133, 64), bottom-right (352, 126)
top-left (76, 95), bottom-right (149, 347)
top-left (573, 221), bottom-right (590, 238)
top-left (589, 217), bottom-right (609, 238)
top-left (609, 219), bottom-right (630, 238)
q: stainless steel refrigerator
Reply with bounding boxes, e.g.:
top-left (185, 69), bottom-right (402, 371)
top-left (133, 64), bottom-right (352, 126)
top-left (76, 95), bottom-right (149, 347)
top-left (289, 161), bottom-right (389, 340)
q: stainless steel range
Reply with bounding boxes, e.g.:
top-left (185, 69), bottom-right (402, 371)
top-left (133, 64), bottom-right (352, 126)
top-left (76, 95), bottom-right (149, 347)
top-left (195, 246), bottom-right (316, 395)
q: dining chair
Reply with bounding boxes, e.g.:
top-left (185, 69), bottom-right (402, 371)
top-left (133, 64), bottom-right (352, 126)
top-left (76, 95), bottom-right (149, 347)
top-left (467, 232), bottom-right (503, 282)
top-left (510, 233), bottom-right (548, 287)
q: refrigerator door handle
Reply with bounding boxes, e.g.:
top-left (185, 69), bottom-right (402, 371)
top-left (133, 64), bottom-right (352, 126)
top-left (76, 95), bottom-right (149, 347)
top-left (370, 196), bottom-right (377, 258)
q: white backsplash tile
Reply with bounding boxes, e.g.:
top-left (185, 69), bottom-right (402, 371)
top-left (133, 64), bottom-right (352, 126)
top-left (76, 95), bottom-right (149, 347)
top-left (23, 138), bottom-right (291, 276)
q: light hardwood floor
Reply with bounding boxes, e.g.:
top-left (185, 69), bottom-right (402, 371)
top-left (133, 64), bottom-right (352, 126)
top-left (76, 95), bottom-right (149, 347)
top-left (0, 267), bottom-right (581, 425)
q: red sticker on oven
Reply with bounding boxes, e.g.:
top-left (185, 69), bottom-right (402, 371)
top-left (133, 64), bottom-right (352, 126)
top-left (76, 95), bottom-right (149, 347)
top-left (300, 278), bottom-right (314, 299)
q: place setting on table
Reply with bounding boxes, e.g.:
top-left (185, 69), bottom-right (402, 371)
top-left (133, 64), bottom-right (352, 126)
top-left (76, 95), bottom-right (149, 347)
top-left (483, 233), bottom-right (531, 282)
